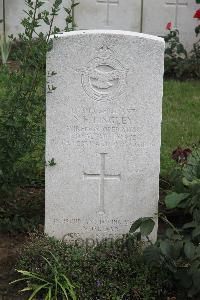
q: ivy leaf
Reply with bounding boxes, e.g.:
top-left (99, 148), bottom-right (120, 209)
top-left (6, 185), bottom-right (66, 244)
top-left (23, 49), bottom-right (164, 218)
top-left (165, 192), bottom-right (190, 209)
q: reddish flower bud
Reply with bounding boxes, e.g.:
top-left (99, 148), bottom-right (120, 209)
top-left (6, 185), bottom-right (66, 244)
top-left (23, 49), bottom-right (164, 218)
top-left (166, 22), bottom-right (172, 30)
top-left (194, 9), bottom-right (200, 19)
top-left (172, 147), bottom-right (192, 164)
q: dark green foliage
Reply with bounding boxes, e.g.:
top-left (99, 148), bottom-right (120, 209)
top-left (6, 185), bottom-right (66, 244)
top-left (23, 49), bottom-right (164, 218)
top-left (0, 0), bottom-right (59, 196)
top-left (164, 26), bottom-right (200, 79)
top-left (0, 67), bottom-right (46, 195)
top-left (64, 1), bottom-right (80, 31)
top-left (17, 233), bottom-right (172, 299)
top-left (131, 148), bottom-right (200, 298)
top-left (12, 251), bottom-right (77, 300)
top-left (0, 0), bottom-right (80, 233)
top-left (0, 188), bottom-right (44, 233)
top-left (165, 148), bottom-right (200, 223)
top-left (130, 217), bottom-right (155, 238)
top-left (0, 0), bottom-right (79, 196)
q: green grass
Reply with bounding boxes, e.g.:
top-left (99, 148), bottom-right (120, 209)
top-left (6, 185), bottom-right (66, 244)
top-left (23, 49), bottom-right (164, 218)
top-left (161, 80), bottom-right (200, 176)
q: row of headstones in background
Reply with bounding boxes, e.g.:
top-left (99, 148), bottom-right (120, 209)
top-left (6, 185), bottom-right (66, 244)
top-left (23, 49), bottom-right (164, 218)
top-left (1, 0), bottom-right (200, 49)
top-left (75, 0), bottom-right (199, 49)
top-left (45, 30), bottom-right (165, 243)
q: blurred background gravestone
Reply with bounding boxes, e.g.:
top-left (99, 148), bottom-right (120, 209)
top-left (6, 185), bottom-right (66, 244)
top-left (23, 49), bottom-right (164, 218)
top-left (0, 0), bottom-right (199, 49)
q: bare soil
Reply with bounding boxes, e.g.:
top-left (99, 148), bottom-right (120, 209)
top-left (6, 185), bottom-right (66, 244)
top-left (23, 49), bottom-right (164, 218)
top-left (0, 234), bottom-right (27, 299)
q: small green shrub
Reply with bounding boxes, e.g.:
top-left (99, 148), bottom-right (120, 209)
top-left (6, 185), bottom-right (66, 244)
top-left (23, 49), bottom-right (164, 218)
top-left (131, 147), bottom-right (200, 299)
top-left (0, 187), bottom-right (44, 233)
top-left (17, 233), bottom-right (172, 299)
top-left (0, 0), bottom-right (79, 232)
top-left (12, 251), bottom-right (77, 300)
top-left (0, 0), bottom-right (79, 196)
top-left (164, 21), bottom-right (200, 79)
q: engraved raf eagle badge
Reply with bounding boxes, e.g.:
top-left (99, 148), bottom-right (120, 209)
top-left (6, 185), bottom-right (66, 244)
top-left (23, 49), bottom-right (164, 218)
top-left (81, 45), bottom-right (127, 101)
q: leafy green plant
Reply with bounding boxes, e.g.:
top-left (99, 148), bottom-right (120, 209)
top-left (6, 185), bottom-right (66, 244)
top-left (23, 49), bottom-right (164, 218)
top-left (0, 0), bottom-right (79, 197)
top-left (11, 251), bottom-right (77, 300)
top-left (165, 148), bottom-right (200, 226)
top-left (17, 233), bottom-right (172, 299)
top-left (0, 0), bottom-right (79, 234)
top-left (0, 187), bottom-right (44, 233)
top-left (0, 0), bottom-right (58, 195)
top-left (130, 217), bottom-right (156, 242)
top-left (130, 147), bottom-right (200, 298)
top-left (64, 0), bottom-right (80, 31)
top-left (164, 20), bottom-right (200, 79)
top-left (164, 25), bottom-right (188, 79)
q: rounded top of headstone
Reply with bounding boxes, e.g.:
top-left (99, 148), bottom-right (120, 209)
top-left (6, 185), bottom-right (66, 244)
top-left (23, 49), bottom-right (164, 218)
top-left (51, 30), bottom-right (164, 44)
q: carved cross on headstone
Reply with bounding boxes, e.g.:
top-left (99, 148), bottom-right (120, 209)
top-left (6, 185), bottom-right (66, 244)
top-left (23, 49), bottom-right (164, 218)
top-left (84, 153), bottom-right (121, 213)
top-left (166, 0), bottom-right (188, 28)
top-left (97, 0), bottom-right (119, 26)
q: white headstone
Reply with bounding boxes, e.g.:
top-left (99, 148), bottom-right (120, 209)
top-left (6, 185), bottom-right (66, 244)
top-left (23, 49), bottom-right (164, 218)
top-left (143, 0), bottom-right (199, 50)
top-left (45, 30), bottom-right (164, 243)
top-left (75, 0), bottom-right (142, 32)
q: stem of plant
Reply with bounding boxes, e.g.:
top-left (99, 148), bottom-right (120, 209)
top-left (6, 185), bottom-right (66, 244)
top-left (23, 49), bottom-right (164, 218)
top-left (72, 0), bottom-right (75, 30)
top-left (3, 0), bottom-right (6, 42)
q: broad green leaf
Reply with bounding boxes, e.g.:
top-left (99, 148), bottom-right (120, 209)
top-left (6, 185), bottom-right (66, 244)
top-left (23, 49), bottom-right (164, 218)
top-left (173, 241), bottom-right (183, 258)
top-left (160, 240), bottom-right (174, 257)
top-left (129, 218), bottom-right (142, 233)
top-left (182, 177), bottom-right (192, 187)
top-left (184, 242), bottom-right (196, 259)
top-left (140, 218), bottom-right (155, 236)
top-left (143, 245), bottom-right (161, 267)
top-left (183, 221), bottom-right (196, 229)
top-left (165, 228), bottom-right (174, 239)
top-left (165, 192), bottom-right (190, 209)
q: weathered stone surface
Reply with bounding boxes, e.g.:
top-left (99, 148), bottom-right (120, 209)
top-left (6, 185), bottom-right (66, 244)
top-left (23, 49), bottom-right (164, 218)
top-left (75, 0), bottom-right (141, 31)
top-left (45, 30), bottom-right (164, 243)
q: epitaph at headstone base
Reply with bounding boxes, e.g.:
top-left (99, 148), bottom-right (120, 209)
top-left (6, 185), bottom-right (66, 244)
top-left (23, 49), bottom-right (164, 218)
top-left (45, 30), bottom-right (164, 243)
